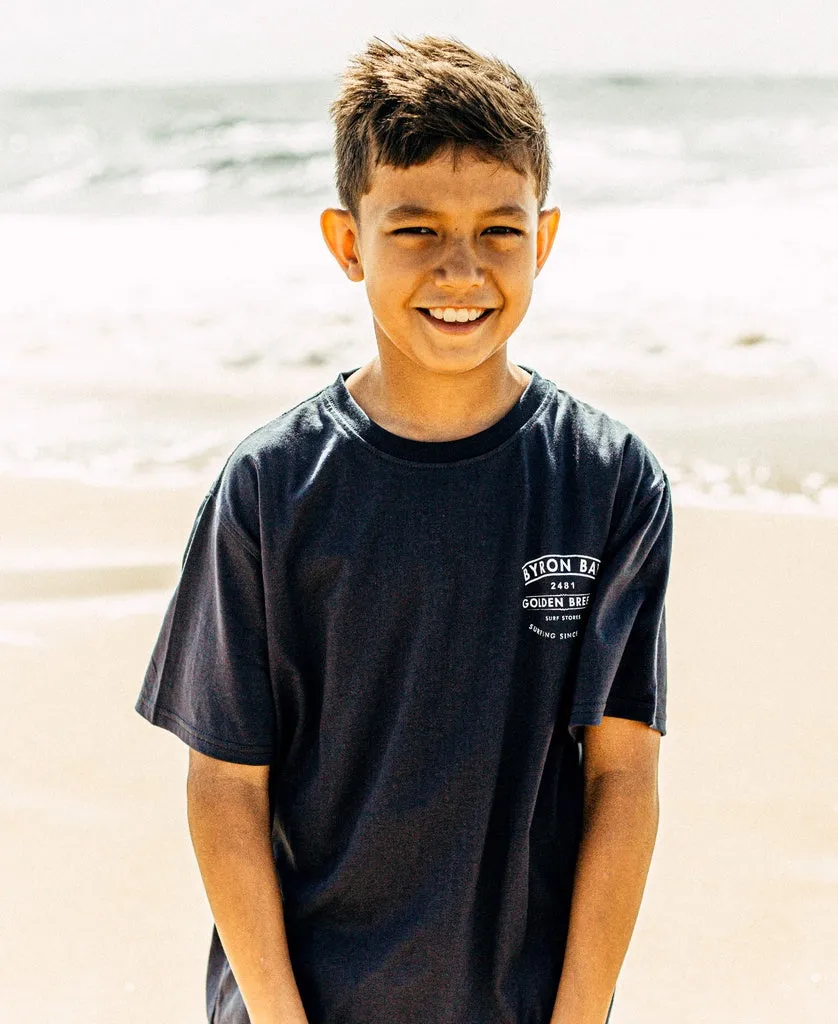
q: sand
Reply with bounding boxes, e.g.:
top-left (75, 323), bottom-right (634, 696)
top-left (1, 475), bottom-right (836, 1023)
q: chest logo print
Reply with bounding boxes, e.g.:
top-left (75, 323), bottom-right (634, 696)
top-left (521, 554), bottom-right (600, 641)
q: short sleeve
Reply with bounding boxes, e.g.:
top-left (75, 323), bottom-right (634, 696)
top-left (567, 462), bottom-right (673, 743)
top-left (134, 469), bottom-right (277, 765)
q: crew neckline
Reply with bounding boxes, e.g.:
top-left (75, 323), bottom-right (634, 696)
top-left (323, 364), bottom-right (552, 464)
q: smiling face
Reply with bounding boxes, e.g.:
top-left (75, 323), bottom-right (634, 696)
top-left (321, 146), bottom-right (560, 377)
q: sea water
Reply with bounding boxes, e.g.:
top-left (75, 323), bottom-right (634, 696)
top-left (1, 74), bottom-right (836, 513)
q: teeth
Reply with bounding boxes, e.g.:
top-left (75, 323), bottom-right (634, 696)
top-left (426, 307), bottom-right (487, 322)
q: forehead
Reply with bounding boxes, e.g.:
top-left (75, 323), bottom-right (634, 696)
top-left (360, 149), bottom-right (538, 222)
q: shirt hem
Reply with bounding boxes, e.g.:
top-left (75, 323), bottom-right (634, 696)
top-left (568, 696), bottom-right (666, 738)
top-left (134, 696), bottom-right (275, 764)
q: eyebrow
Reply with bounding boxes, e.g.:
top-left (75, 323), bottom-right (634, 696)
top-left (382, 203), bottom-right (529, 221)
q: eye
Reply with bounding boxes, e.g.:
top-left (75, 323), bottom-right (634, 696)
top-left (392, 227), bottom-right (523, 236)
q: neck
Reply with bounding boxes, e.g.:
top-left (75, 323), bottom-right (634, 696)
top-left (344, 345), bottom-right (531, 443)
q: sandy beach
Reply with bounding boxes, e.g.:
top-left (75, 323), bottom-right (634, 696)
top-left (1, 474), bottom-right (836, 1024)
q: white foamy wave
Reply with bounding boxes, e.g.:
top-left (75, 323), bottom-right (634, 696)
top-left (667, 459), bottom-right (838, 517)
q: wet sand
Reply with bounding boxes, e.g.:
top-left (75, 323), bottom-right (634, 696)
top-left (1, 476), bottom-right (836, 1023)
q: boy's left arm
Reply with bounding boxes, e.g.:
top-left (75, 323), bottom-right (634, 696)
top-left (550, 714), bottom-right (661, 1024)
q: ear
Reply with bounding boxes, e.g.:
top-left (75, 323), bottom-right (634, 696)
top-left (535, 206), bottom-right (560, 276)
top-left (320, 208), bottom-right (364, 282)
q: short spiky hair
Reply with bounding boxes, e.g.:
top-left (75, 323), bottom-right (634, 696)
top-left (328, 34), bottom-right (552, 225)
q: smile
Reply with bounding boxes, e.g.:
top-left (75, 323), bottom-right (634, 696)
top-left (417, 308), bottom-right (496, 333)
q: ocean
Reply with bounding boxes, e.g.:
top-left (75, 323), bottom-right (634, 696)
top-left (2, 74), bottom-right (837, 513)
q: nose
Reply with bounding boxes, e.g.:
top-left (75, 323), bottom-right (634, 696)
top-left (433, 236), bottom-right (485, 289)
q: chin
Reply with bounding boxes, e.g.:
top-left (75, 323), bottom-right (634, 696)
top-left (410, 344), bottom-right (502, 376)
top-left (375, 320), bottom-right (504, 375)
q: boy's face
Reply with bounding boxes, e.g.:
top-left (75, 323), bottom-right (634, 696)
top-left (321, 146), bottom-right (560, 377)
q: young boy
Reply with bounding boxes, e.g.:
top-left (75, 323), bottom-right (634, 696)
top-left (135, 33), bottom-right (672, 1024)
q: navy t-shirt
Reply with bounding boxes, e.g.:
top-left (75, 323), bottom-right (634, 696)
top-left (135, 364), bottom-right (672, 1024)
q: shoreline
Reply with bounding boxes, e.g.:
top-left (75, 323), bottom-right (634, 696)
top-left (3, 461), bottom-right (837, 531)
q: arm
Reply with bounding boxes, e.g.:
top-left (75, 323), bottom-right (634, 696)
top-left (186, 749), bottom-right (310, 1024)
top-left (550, 715), bottom-right (661, 1024)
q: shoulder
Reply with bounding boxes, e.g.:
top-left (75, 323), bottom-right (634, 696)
top-left (532, 381), bottom-right (671, 551)
top-left (548, 386), bottom-right (668, 496)
top-left (539, 388), bottom-right (675, 575)
top-left (205, 380), bottom-right (338, 552)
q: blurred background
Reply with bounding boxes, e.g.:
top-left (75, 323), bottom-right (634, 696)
top-left (1, 2), bottom-right (836, 1022)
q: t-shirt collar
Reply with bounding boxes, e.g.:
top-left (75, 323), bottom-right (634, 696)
top-left (324, 364), bottom-right (551, 464)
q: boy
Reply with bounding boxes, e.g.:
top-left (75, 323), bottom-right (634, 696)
top-left (135, 33), bottom-right (672, 1024)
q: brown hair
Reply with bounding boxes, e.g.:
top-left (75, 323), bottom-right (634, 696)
top-left (327, 34), bottom-right (552, 226)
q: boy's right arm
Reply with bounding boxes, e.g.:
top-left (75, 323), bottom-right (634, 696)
top-left (186, 749), bottom-right (310, 1024)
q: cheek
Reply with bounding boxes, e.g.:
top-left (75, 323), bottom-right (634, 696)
top-left (364, 251), bottom-right (421, 296)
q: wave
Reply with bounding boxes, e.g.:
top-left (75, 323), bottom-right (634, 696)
top-left (2, 75), bottom-right (837, 214)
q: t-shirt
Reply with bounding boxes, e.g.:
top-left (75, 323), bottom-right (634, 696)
top-left (135, 363), bottom-right (672, 1024)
